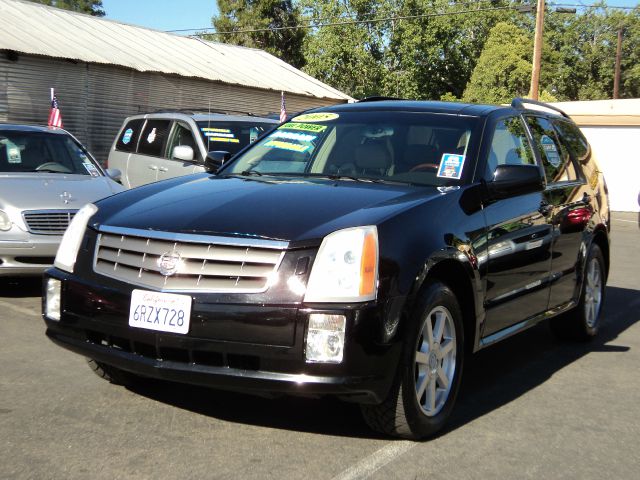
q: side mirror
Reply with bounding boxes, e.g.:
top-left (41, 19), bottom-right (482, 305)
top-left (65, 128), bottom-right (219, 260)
top-left (172, 145), bottom-right (194, 162)
top-left (105, 168), bottom-right (122, 182)
top-left (486, 164), bottom-right (543, 200)
top-left (205, 150), bottom-right (231, 174)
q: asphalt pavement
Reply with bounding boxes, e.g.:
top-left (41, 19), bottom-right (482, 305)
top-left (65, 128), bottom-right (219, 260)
top-left (1, 212), bottom-right (639, 479)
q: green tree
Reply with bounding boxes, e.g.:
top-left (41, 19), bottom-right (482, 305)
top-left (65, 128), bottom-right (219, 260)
top-left (211, 0), bottom-right (306, 69)
top-left (26, 0), bottom-right (105, 16)
top-left (462, 22), bottom-right (532, 103)
top-left (301, 0), bottom-right (389, 98)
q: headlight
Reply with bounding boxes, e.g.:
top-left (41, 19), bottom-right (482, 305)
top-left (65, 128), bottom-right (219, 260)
top-left (0, 210), bottom-right (11, 231)
top-left (54, 203), bottom-right (98, 273)
top-left (304, 226), bottom-right (378, 303)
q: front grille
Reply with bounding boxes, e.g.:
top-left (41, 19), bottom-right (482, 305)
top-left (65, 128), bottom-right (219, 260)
top-left (93, 227), bottom-right (287, 293)
top-left (23, 210), bottom-right (76, 235)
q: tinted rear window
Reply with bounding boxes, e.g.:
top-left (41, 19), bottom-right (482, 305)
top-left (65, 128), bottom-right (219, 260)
top-left (115, 119), bottom-right (145, 153)
top-left (137, 120), bottom-right (171, 157)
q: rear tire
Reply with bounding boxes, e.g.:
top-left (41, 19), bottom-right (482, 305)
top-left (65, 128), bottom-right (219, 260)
top-left (361, 281), bottom-right (465, 439)
top-left (86, 358), bottom-right (136, 386)
top-left (550, 243), bottom-right (605, 341)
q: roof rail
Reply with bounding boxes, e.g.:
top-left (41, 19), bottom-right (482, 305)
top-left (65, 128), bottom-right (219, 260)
top-left (151, 108), bottom-right (257, 117)
top-left (357, 96), bottom-right (404, 103)
top-left (511, 98), bottom-right (570, 119)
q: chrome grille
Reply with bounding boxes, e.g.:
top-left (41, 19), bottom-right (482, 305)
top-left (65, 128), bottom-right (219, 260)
top-left (93, 227), bottom-right (288, 293)
top-left (23, 210), bottom-right (76, 235)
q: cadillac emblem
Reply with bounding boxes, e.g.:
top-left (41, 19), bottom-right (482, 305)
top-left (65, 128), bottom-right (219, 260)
top-left (157, 251), bottom-right (182, 276)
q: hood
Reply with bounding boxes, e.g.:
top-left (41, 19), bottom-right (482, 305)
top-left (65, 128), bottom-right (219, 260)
top-left (94, 174), bottom-right (443, 244)
top-left (0, 173), bottom-right (124, 211)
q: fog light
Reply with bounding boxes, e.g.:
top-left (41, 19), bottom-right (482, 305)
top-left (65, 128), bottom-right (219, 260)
top-left (45, 278), bottom-right (61, 321)
top-left (305, 314), bottom-right (346, 363)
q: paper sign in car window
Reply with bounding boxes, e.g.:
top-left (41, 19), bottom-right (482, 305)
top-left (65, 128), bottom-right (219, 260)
top-left (270, 130), bottom-right (317, 143)
top-left (541, 135), bottom-right (561, 167)
top-left (436, 154), bottom-right (466, 180)
top-left (201, 127), bottom-right (232, 134)
top-left (147, 128), bottom-right (157, 144)
top-left (292, 113), bottom-right (339, 123)
top-left (249, 127), bottom-right (260, 143)
top-left (122, 128), bottom-right (133, 145)
top-left (264, 140), bottom-right (311, 153)
top-left (83, 162), bottom-right (100, 177)
top-left (7, 146), bottom-right (21, 164)
top-left (209, 137), bottom-right (240, 144)
top-left (281, 123), bottom-right (327, 133)
top-left (204, 132), bottom-right (236, 139)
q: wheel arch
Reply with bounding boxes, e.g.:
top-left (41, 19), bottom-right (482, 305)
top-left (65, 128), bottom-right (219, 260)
top-left (411, 258), bottom-right (479, 355)
top-left (591, 226), bottom-right (610, 280)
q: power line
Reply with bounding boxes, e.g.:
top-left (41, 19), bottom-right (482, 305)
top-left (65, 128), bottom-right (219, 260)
top-left (186, 5), bottom-right (521, 36)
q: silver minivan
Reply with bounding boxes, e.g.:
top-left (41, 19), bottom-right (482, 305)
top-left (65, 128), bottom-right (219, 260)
top-left (108, 112), bottom-right (278, 188)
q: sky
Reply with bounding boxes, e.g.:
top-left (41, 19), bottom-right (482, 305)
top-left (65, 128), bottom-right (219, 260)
top-left (102, 0), bottom-right (218, 33)
top-left (102, 0), bottom-right (639, 33)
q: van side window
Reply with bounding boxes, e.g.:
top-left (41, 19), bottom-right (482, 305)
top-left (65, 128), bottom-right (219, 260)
top-left (485, 117), bottom-right (535, 178)
top-left (137, 120), bottom-right (171, 157)
top-left (526, 116), bottom-right (578, 184)
top-left (115, 119), bottom-right (145, 153)
top-left (167, 122), bottom-right (198, 161)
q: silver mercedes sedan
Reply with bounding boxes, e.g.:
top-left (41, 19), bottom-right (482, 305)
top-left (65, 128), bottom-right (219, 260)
top-left (0, 124), bottom-right (125, 276)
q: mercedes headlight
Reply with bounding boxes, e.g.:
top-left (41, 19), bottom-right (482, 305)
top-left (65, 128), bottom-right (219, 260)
top-left (304, 226), bottom-right (378, 303)
top-left (54, 203), bottom-right (98, 273)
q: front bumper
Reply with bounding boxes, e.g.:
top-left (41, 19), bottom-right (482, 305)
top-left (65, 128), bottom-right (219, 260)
top-left (43, 270), bottom-right (402, 404)
top-left (0, 236), bottom-right (60, 276)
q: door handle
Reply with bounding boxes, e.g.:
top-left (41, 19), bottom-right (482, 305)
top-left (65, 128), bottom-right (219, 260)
top-left (158, 167), bottom-right (168, 172)
top-left (148, 165), bottom-right (158, 171)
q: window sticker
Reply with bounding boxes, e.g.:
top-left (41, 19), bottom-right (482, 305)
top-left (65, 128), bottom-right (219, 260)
top-left (204, 131), bottom-right (236, 139)
top-left (122, 128), bottom-right (133, 145)
top-left (280, 123), bottom-right (327, 133)
top-left (249, 127), bottom-right (260, 143)
top-left (201, 127), bottom-right (232, 134)
top-left (7, 146), bottom-right (21, 164)
top-left (270, 130), bottom-right (317, 143)
top-left (541, 135), bottom-right (561, 167)
top-left (436, 153), bottom-right (466, 180)
top-left (264, 140), bottom-right (311, 153)
top-left (209, 137), bottom-right (240, 144)
top-left (83, 162), bottom-right (100, 177)
top-left (292, 112), bottom-right (339, 123)
top-left (146, 128), bottom-right (157, 144)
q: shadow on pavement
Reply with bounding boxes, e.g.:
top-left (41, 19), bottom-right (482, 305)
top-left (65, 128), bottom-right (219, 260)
top-left (125, 284), bottom-right (639, 439)
top-left (0, 277), bottom-right (42, 298)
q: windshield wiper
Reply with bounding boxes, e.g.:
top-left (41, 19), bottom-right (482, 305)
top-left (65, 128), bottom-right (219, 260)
top-left (240, 169), bottom-right (263, 176)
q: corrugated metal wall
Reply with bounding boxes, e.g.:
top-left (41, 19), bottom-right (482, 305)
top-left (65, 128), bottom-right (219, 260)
top-left (1, 53), bottom-right (343, 164)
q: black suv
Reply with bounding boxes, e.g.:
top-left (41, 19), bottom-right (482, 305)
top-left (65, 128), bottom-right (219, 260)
top-left (43, 98), bottom-right (610, 439)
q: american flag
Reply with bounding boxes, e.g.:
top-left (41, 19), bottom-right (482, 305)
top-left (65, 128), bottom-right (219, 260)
top-left (48, 88), bottom-right (63, 128)
top-left (279, 91), bottom-right (287, 123)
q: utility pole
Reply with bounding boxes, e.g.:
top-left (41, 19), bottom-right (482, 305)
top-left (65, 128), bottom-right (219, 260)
top-left (613, 28), bottom-right (623, 99)
top-left (530, 0), bottom-right (545, 100)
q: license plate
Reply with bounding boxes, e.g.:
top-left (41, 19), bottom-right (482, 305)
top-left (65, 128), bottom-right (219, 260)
top-left (128, 289), bottom-right (191, 334)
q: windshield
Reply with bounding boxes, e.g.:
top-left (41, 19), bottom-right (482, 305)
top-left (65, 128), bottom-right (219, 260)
top-left (221, 111), bottom-right (480, 186)
top-left (197, 121), bottom-right (276, 155)
top-left (0, 130), bottom-right (101, 175)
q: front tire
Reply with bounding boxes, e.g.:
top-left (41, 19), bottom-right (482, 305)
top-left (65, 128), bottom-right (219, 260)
top-left (361, 281), bottom-right (465, 439)
top-left (551, 243), bottom-right (606, 341)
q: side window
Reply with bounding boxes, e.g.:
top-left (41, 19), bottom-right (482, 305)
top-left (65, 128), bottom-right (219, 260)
top-left (486, 117), bottom-right (535, 177)
top-left (115, 119), bottom-right (145, 153)
top-left (137, 120), bottom-right (171, 157)
top-left (553, 120), bottom-right (590, 163)
top-left (525, 116), bottom-right (578, 183)
top-left (167, 122), bottom-right (198, 161)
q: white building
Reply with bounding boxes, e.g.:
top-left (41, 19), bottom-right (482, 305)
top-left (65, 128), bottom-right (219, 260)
top-left (552, 99), bottom-right (640, 212)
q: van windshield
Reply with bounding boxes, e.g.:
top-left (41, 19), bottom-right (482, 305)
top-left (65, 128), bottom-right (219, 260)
top-left (221, 112), bottom-right (480, 186)
top-left (196, 122), bottom-right (275, 155)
